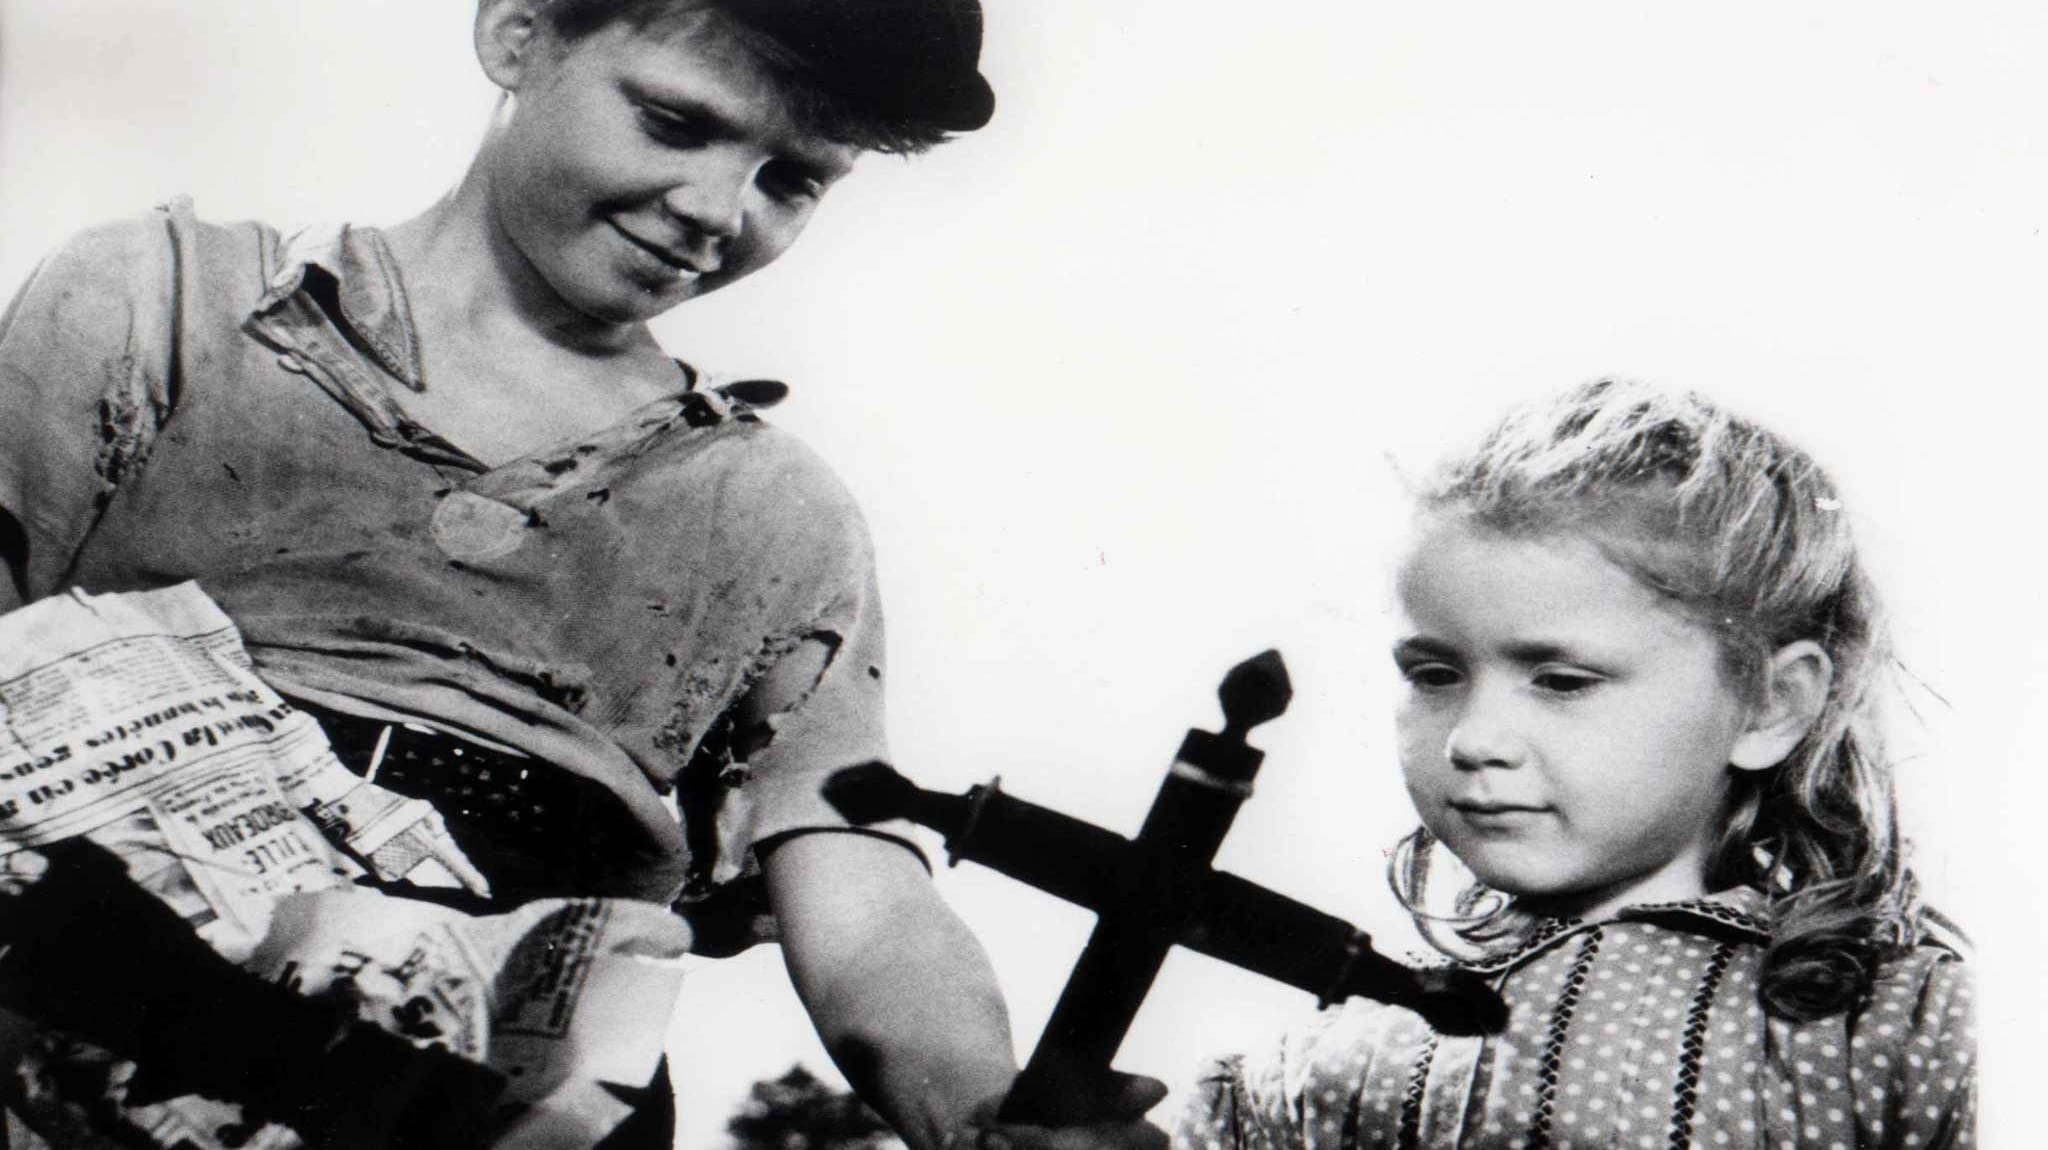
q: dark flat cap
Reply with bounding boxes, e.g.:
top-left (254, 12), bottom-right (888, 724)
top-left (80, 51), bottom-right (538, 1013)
top-left (733, 0), bottom-right (995, 132)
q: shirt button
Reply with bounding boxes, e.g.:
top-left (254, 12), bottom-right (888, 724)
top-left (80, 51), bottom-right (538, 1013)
top-left (277, 353), bottom-right (306, 373)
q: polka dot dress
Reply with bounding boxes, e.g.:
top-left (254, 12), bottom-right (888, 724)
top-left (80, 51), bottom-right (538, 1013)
top-left (1175, 891), bottom-right (1975, 1150)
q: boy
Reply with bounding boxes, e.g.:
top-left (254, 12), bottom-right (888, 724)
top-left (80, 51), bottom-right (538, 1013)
top-left (0, 2), bottom-right (1162, 1147)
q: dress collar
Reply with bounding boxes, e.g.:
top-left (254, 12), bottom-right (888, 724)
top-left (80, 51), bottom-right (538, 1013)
top-left (1467, 887), bottom-right (1773, 974)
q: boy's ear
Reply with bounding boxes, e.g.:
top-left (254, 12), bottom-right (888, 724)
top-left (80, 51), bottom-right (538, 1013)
top-left (1729, 640), bottom-right (1834, 771)
top-left (476, 0), bottom-right (553, 91)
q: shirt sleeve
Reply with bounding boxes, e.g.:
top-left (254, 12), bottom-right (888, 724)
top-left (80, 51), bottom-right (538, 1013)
top-left (1173, 1005), bottom-right (1384, 1150)
top-left (0, 207), bottom-right (181, 597)
top-left (665, 424), bottom-right (905, 936)
top-left (1170, 995), bottom-right (1446, 1150)
top-left (725, 532), bottom-right (894, 849)
top-left (1175, 1054), bottom-right (1285, 1150)
top-left (1853, 947), bottom-right (1976, 1149)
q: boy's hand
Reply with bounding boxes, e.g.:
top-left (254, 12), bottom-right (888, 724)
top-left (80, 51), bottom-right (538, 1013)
top-left (953, 1072), bottom-right (1169, 1150)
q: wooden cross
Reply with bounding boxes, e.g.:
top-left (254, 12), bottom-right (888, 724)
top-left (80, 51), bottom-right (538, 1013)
top-left (823, 650), bottom-right (1506, 1126)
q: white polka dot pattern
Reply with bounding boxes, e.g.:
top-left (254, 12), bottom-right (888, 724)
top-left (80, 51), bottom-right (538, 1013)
top-left (1172, 894), bottom-right (1975, 1150)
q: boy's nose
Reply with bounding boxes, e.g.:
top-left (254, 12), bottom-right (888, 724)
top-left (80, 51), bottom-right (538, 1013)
top-left (661, 160), bottom-right (752, 241)
top-left (1443, 702), bottom-right (1527, 771)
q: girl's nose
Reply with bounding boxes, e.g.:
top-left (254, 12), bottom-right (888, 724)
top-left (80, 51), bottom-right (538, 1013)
top-left (1443, 700), bottom-right (1527, 771)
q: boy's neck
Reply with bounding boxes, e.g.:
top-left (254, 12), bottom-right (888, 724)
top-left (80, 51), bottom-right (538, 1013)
top-left (384, 179), bottom-right (654, 361)
top-left (376, 182), bottom-right (688, 467)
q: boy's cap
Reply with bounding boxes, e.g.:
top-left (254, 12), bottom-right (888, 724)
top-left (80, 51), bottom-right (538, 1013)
top-left (737, 0), bottom-right (995, 131)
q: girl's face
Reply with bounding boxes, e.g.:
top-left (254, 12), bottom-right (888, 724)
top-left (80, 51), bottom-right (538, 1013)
top-left (1392, 519), bottom-right (1753, 921)
top-left (482, 10), bottom-right (860, 326)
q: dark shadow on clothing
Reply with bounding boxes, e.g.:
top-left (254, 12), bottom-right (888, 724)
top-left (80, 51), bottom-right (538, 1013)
top-left (0, 511), bottom-right (28, 604)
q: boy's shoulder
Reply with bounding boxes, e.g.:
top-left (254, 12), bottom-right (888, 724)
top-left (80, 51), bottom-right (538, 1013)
top-left (17, 198), bottom-right (281, 323)
top-left (47, 197), bottom-right (274, 269)
top-left (592, 381), bottom-right (880, 576)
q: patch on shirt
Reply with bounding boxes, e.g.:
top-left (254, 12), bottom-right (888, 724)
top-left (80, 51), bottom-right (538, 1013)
top-left (431, 490), bottom-right (530, 561)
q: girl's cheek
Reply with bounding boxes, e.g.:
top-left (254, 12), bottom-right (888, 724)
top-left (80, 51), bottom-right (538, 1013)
top-left (1399, 764), bottom-right (1440, 810)
top-left (1393, 722), bottom-right (1440, 791)
top-left (1394, 694), bottom-right (1446, 746)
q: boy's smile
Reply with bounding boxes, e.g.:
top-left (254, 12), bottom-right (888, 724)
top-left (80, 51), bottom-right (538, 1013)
top-left (1391, 521), bottom-right (1758, 922)
top-left (481, 9), bottom-right (860, 328)
top-left (607, 218), bottom-right (709, 282)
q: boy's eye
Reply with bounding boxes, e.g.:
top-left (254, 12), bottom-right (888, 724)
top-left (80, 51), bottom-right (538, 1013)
top-left (639, 105), bottom-right (711, 148)
top-left (758, 161), bottom-right (826, 204)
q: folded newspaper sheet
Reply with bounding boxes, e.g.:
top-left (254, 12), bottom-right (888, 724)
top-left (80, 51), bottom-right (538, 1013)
top-left (0, 583), bottom-right (691, 1148)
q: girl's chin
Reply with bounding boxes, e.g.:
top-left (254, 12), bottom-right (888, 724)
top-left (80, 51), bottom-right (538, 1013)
top-left (1455, 861), bottom-right (1610, 919)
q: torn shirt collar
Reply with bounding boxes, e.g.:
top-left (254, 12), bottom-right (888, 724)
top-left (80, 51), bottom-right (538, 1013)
top-left (256, 222), bottom-right (426, 390)
top-left (251, 224), bottom-right (792, 417)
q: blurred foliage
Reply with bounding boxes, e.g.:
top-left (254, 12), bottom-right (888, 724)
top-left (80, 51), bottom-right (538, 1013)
top-left (726, 1065), bottom-right (900, 1150)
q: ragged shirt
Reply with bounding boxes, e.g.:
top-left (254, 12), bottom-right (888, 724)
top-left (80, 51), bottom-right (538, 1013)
top-left (1176, 890), bottom-right (1975, 1150)
top-left (0, 199), bottom-right (893, 931)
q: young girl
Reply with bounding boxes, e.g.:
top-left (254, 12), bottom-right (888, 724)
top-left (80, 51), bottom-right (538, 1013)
top-left (1175, 379), bottom-right (1974, 1150)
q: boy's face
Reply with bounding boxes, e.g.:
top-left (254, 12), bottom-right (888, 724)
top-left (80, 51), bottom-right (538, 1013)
top-left (1391, 521), bottom-right (1754, 921)
top-left (485, 9), bottom-right (861, 325)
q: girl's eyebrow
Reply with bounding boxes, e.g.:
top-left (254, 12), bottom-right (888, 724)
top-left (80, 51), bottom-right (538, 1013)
top-left (1497, 640), bottom-right (1591, 665)
top-left (1392, 637), bottom-right (1459, 661)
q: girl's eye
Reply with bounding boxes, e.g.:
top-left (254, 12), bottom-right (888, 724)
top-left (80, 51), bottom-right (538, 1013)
top-left (1400, 663), bottom-right (1463, 690)
top-left (1532, 669), bottom-right (1602, 695)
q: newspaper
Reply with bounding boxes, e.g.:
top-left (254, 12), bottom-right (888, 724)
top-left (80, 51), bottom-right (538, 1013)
top-left (0, 583), bottom-right (692, 1149)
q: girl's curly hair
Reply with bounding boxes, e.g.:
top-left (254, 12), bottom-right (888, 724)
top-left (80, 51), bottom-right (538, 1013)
top-left (1393, 377), bottom-right (1919, 1021)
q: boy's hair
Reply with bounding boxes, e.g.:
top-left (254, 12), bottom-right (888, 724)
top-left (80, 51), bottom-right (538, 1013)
top-left (1396, 377), bottom-right (1917, 1021)
top-left (540, 0), bottom-right (994, 154)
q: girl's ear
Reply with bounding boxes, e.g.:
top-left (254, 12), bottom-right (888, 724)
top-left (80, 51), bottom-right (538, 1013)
top-left (1729, 639), bottom-right (1834, 771)
top-left (476, 0), bottom-right (552, 92)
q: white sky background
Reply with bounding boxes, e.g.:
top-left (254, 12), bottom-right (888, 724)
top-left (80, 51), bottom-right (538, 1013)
top-left (3, 2), bottom-right (2045, 1146)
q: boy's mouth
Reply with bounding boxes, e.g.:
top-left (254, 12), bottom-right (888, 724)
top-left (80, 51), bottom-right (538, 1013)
top-left (609, 219), bottom-right (712, 279)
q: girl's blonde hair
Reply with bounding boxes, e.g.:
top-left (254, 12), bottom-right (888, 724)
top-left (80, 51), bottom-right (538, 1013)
top-left (1394, 377), bottom-right (1917, 1020)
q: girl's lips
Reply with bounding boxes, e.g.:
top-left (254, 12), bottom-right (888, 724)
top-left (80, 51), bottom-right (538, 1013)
top-left (1449, 800), bottom-right (1551, 829)
top-left (1449, 798), bottom-right (1547, 813)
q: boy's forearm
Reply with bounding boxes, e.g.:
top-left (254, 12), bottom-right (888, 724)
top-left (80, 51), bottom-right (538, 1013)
top-left (764, 833), bottom-right (1018, 1150)
top-left (817, 897), bottom-right (1018, 1147)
